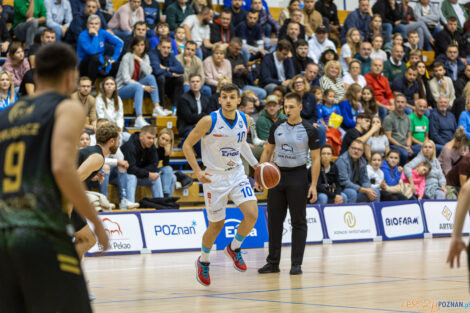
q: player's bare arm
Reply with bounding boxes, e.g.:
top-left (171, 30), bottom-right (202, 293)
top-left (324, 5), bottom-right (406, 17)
top-left (77, 154), bottom-right (105, 182)
top-left (447, 179), bottom-right (470, 268)
top-left (240, 114), bottom-right (260, 170)
top-left (182, 115), bottom-right (212, 183)
top-left (51, 99), bottom-right (109, 251)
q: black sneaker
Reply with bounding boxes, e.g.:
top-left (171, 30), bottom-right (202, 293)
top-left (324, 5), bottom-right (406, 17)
top-left (290, 265), bottom-right (302, 275)
top-left (258, 263), bottom-right (280, 274)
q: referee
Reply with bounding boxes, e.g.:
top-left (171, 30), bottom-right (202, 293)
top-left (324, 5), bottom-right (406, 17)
top-left (257, 92), bottom-right (320, 275)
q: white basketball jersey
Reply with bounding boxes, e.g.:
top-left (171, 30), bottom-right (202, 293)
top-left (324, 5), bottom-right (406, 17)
top-left (201, 109), bottom-right (248, 173)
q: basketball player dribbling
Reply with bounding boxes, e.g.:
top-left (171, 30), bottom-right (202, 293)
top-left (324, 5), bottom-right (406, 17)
top-left (0, 43), bottom-right (109, 313)
top-left (183, 83), bottom-right (260, 286)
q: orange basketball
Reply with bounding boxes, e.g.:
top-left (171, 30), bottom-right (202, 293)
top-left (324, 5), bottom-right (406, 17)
top-left (254, 162), bottom-right (281, 189)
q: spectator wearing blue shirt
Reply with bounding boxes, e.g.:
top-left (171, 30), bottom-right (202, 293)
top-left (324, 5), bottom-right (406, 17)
top-left (458, 100), bottom-right (470, 138)
top-left (65, 0), bottom-right (108, 47)
top-left (44, 0), bottom-right (73, 41)
top-left (142, 0), bottom-right (161, 32)
top-left (149, 37), bottom-right (184, 106)
top-left (435, 45), bottom-right (466, 82)
top-left (251, 0), bottom-right (279, 38)
top-left (338, 83), bottom-right (363, 130)
top-left (380, 149), bottom-right (410, 201)
top-left (0, 71), bottom-right (18, 111)
top-left (429, 96), bottom-right (457, 155)
top-left (391, 66), bottom-right (419, 114)
top-left (77, 15), bottom-right (123, 83)
top-left (318, 89), bottom-right (341, 127)
top-left (235, 9), bottom-right (264, 61)
top-left (149, 22), bottom-right (179, 53)
top-left (340, 0), bottom-right (372, 44)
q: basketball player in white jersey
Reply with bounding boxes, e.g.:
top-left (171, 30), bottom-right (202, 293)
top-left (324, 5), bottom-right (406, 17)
top-left (183, 83), bottom-right (260, 286)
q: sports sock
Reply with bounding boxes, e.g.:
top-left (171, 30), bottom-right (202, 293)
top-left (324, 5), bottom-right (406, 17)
top-left (230, 232), bottom-right (246, 250)
top-left (200, 244), bottom-right (211, 263)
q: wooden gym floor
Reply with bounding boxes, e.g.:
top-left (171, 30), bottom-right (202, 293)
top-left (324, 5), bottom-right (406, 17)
top-left (86, 237), bottom-right (468, 313)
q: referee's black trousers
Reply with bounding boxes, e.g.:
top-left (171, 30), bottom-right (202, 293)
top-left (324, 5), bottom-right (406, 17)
top-left (266, 165), bottom-right (308, 266)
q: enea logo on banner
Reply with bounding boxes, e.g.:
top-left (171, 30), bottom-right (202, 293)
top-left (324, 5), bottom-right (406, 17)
top-left (282, 206), bottom-right (323, 244)
top-left (423, 201), bottom-right (470, 235)
top-left (380, 203), bottom-right (424, 239)
top-left (205, 207), bottom-right (269, 250)
top-left (141, 211), bottom-right (207, 251)
top-left (89, 213), bottom-right (144, 253)
top-left (323, 205), bottom-right (377, 241)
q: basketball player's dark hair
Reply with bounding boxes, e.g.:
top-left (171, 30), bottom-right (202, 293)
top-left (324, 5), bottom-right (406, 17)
top-left (36, 43), bottom-right (77, 80)
top-left (220, 83), bottom-right (240, 96)
top-left (284, 92), bottom-right (301, 105)
top-left (96, 123), bottom-right (120, 145)
top-left (141, 125), bottom-right (157, 135)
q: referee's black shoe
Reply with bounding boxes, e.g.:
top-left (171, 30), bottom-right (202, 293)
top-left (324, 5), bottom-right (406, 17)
top-left (290, 265), bottom-right (302, 275)
top-left (258, 263), bottom-right (280, 274)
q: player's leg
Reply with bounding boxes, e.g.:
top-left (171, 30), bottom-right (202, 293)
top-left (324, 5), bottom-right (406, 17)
top-left (285, 167), bottom-right (309, 275)
top-left (259, 177), bottom-right (288, 273)
top-left (0, 228), bottom-right (26, 313)
top-left (8, 228), bottom-right (92, 313)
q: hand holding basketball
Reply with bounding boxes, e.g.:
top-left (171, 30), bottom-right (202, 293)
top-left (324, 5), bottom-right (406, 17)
top-left (254, 162), bottom-right (281, 190)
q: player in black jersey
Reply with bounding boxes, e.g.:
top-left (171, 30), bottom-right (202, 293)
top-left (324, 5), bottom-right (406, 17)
top-left (0, 43), bottom-right (109, 313)
top-left (73, 122), bottom-right (120, 259)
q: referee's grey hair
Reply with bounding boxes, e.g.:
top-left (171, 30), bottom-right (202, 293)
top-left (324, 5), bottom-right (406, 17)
top-left (87, 14), bottom-right (100, 25)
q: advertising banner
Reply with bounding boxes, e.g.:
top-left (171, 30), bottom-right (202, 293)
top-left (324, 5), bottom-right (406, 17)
top-left (282, 206), bottom-right (324, 244)
top-left (323, 204), bottom-right (377, 241)
top-left (422, 200), bottom-right (470, 235)
top-left (375, 201), bottom-right (425, 240)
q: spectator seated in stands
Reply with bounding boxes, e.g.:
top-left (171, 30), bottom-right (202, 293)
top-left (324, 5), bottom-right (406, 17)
top-left (438, 127), bottom-right (468, 175)
top-left (3, 44), bottom-right (30, 89)
top-left (166, 0), bottom-right (194, 32)
top-left (208, 9), bottom-right (235, 51)
top-left (429, 62), bottom-right (455, 107)
top-left (383, 44), bottom-right (407, 84)
top-left (19, 68), bottom-right (35, 96)
top-left (383, 93), bottom-right (416, 166)
top-left (401, 161), bottom-right (432, 200)
top-left (391, 66), bottom-right (419, 114)
top-left (458, 98), bottom-right (470, 138)
top-left (379, 150), bottom-right (411, 201)
top-left (319, 60), bottom-right (345, 103)
top-left (235, 9), bottom-right (264, 61)
top-left (13, 0), bottom-right (46, 50)
top-left (28, 28), bottom-right (56, 68)
top-left (122, 22), bottom-right (148, 58)
top-left (226, 0), bottom-right (247, 28)
top-left (122, 125), bottom-right (164, 202)
top-left (65, 0), bottom-right (108, 47)
top-left (340, 112), bottom-right (379, 156)
top-left (315, 0), bottom-right (340, 40)
top-left (454, 64), bottom-right (470, 97)
top-left (305, 62), bottom-right (320, 87)
top-left (149, 22), bottom-right (179, 53)
top-left (340, 0), bottom-right (371, 44)
top-left (365, 14), bottom-right (386, 43)
top-left (44, 0), bottom-right (72, 41)
top-left (95, 77), bottom-right (125, 130)
top-left (290, 74), bottom-right (326, 147)
top-left (251, 0), bottom-right (279, 39)
top-left (317, 89), bottom-right (341, 129)
top-left (256, 95), bottom-right (286, 142)
top-left (367, 152), bottom-right (385, 197)
top-left (176, 40), bottom-right (211, 97)
top-left (318, 48), bottom-right (338, 77)
top-left (182, 5), bottom-right (213, 59)
top-left (303, 0), bottom-right (323, 38)
top-left (203, 43), bottom-right (232, 94)
top-left (292, 39), bottom-right (313, 74)
top-left (434, 16), bottom-right (464, 57)
top-left (445, 151), bottom-right (470, 199)
top-left (353, 41), bottom-right (372, 76)
top-left (307, 24), bottom-right (336, 64)
top-left (440, 0), bottom-right (467, 32)
top-left (365, 116), bottom-right (390, 159)
top-left (71, 76), bottom-right (97, 132)
top-left (108, 0), bottom-right (144, 40)
top-left (405, 139), bottom-right (447, 199)
top-left (278, 21), bottom-right (302, 56)
top-left (77, 15), bottom-right (123, 83)
top-left (155, 128), bottom-right (178, 197)
top-left (339, 28), bottom-right (362, 75)
top-left (364, 58), bottom-right (395, 110)
top-left (403, 30), bottom-right (421, 55)
top-left (336, 139), bottom-right (380, 203)
top-left (414, 0), bottom-right (442, 41)
top-left (436, 45), bottom-right (466, 82)
top-left (317, 145), bottom-right (347, 204)
top-left (116, 36), bottom-right (166, 127)
top-left (278, 0), bottom-right (299, 27)
top-left (177, 73), bottom-right (211, 156)
top-left (396, 0), bottom-right (435, 49)
top-left (278, 10), bottom-right (306, 44)
top-left (142, 0), bottom-right (161, 33)
top-left (0, 71), bottom-right (18, 111)
top-left (361, 86), bottom-right (385, 119)
top-left (0, 3), bottom-right (11, 57)
top-left (429, 96), bottom-right (457, 154)
top-left (338, 83), bottom-right (362, 130)
top-left (149, 37), bottom-right (184, 107)
top-left (409, 99), bottom-right (429, 153)
top-left (226, 37), bottom-right (266, 100)
top-left (343, 59), bottom-right (366, 89)
top-left (259, 39), bottom-right (294, 95)
top-left (370, 35), bottom-right (387, 62)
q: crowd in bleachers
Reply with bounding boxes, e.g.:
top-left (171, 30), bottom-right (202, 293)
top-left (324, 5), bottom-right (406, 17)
top-left (4, 0), bottom-right (470, 206)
